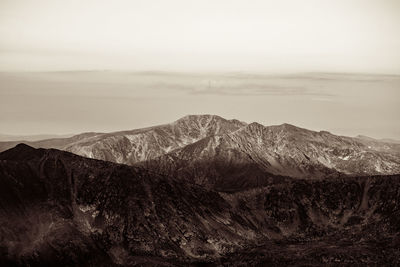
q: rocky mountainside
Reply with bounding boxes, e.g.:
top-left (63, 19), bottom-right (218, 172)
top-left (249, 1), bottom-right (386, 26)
top-left (140, 119), bottom-right (400, 191)
top-left (231, 122), bottom-right (400, 176)
top-left (0, 115), bottom-right (399, 184)
top-left (0, 144), bottom-right (400, 266)
top-left (0, 115), bottom-right (245, 163)
top-left (65, 115), bottom-right (247, 165)
top-left (0, 144), bottom-right (255, 265)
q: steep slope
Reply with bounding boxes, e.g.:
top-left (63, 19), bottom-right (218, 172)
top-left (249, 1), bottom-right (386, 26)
top-left (0, 144), bottom-right (261, 265)
top-left (230, 122), bottom-right (400, 177)
top-left (141, 121), bottom-right (400, 190)
top-left (0, 115), bottom-right (247, 164)
top-left (0, 115), bottom-right (399, 183)
top-left (65, 115), bottom-right (247, 164)
top-left (218, 175), bottom-right (400, 265)
top-left (1, 144), bottom-right (399, 265)
top-left (140, 134), bottom-right (291, 192)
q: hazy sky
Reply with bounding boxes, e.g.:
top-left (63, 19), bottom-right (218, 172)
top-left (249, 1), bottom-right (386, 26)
top-left (1, 0), bottom-right (400, 73)
top-left (0, 1), bottom-right (399, 139)
top-left (0, 72), bottom-right (399, 139)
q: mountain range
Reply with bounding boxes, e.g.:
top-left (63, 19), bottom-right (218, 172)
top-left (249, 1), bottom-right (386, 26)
top-left (1, 115), bottom-right (399, 191)
top-left (1, 115), bottom-right (400, 265)
top-left (0, 144), bottom-right (399, 265)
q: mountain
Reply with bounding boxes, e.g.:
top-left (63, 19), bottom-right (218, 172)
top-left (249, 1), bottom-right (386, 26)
top-left (140, 120), bottom-right (400, 191)
top-left (65, 115), bottom-right (247, 164)
top-left (0, 132), bottom-right (102, 153)
top-left (1, 144), bottom-right (400, 265)
top-left (0, 144), bottom-right (255, 265)
top-left (356, 134), bottom-right (400, 145)
top-left (0, 133), bottom-right (74, 142)
top-left (0, 115), bottom-right (399, 186)
top-left (0, 115), bottom-right (245, 162)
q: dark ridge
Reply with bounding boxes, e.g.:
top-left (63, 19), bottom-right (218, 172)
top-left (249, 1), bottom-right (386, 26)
top-left (0, 145), bottom-right (400, 265)
top-left (0, 143), bottom-right (44, 161)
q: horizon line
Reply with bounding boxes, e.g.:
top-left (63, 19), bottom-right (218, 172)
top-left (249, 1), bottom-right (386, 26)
top-left (1, 114), bottom-right (399, 142)
top-left (1, 70), bottom-right (400, 76)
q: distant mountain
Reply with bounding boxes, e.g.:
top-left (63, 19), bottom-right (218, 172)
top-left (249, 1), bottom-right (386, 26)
top-left (356, 134), bottom-right (400, 144)
top-left (0, 132), bottom-right (101, 152)
top-left (0, 115), bottom-right (399, 187)
top-left (0, 115), bottom-right (245, 161)
top-left (140, 121), bottom-right (400, 191)
top-left (65, 115), bottom-right (247, 164)
top-left (1, 144), bottom-right (399, 265)
top-left (0, 133), bottom-right (74, 142)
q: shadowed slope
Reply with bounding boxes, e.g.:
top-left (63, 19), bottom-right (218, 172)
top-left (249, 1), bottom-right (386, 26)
top-left (140, 120), bottom-right (400, 190)
top-left (0, 144), bottom-right (400, 265)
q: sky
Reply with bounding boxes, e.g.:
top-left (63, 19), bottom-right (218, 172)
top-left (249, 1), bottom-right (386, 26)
top-left (0, 0), bottom-right (400, 73)
top-left (0, 71), bottom-right (399, 139)
top-left (0, 0), bottom-right (399, 139)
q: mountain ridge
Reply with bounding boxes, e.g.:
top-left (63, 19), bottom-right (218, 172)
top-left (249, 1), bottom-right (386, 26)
top-left (1, 144), bottom-right (399, 265)
top-left (139, 116), bottom-right (400, 189)
top-left (0, 115), bottom-right (399, 183)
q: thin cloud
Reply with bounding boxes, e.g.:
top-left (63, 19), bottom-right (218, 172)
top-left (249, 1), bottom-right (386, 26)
top-left (189, 84), bottom-right (334, 97)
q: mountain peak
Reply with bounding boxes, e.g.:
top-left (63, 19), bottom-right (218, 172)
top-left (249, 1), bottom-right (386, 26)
top-left (247, 121), bottom-right (265, 129)
top-left (0, 143), bottom-right (42, 161)
top-left (175, 114), bottom-right (247, 131)
top-left (177, 114), bottom-right (225, 123)
top-left (15, 143), bottom-right (34, 149)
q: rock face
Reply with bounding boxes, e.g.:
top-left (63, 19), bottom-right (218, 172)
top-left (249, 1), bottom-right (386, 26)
top-left (1, 144), bottom-right (400, 266)
top-left (0, 115), bottom-right (399, 184)
top-left (65, 115), bottom-right (247, 165)
top-left (229, 122), bottom-right (400, 177)
top-left (0, 144), bottom-right (264, 266)
top-left (140, 119), bottom-right (400, 191)
top-left (0, 115), bottom-right (246, 164)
